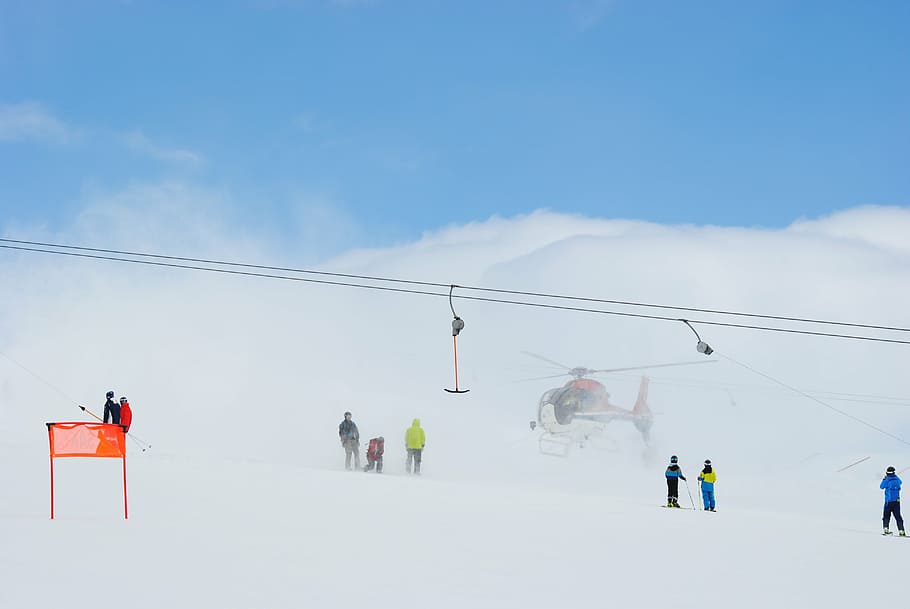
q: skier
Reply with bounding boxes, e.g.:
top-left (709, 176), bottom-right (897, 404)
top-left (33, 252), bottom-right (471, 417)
top-left (119, 397), bottom-right (133, 432)
top-left (881, 466), bottom-right (905, 536)
top-left (338, 411), bottom-right (361, 471)
top-left (698, 459), bottom-right (716, 511)
top-left (405, 418), bottom-right (426, 475)
top-left (102, 390), bottom-right (121, 425)
top-left (665, 455), bottom-right (686, 507)
top-left (363, 436), bottom-right (385, 473)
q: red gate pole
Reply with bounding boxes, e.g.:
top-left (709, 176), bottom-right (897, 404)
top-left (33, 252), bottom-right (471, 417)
top-left (50, 454), bottom-right (55, 520)
top-left (122, 444), bottom-right (128, 520)
top-left (48, 425), bottom-right (55, 520)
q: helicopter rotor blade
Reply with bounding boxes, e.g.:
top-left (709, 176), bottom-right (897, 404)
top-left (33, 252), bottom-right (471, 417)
top-left (514, 373), bottom-right (572, 382)
top-left (521, 351), bottom-right (573, 371)
top-left (590, 360), bottom-right (718, 375)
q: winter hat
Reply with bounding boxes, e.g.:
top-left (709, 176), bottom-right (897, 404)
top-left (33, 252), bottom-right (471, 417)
top-left (670, 455), bottom-right (678, 464)
top-left (704, 459), bottom-right (712, 465)
top-left (887, 466), bottom-right (896, 474)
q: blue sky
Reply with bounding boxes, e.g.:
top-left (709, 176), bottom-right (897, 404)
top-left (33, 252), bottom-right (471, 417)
top-left (1, 0), bottom-right (907, 248)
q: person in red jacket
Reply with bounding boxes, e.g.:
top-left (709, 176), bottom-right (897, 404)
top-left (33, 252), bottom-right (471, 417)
top-left (119, 396), bottom-right (133, 432)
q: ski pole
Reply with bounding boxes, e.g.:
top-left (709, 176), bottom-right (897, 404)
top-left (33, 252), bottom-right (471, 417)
top-left (79, 405), bottom-right (151, 452)
top-left (684, 478), bottom-right (696, 510)
top-left (79, 404), bottom-right (103, 421)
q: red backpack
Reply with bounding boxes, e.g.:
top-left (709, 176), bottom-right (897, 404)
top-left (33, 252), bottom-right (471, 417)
top-left (367, 437), bottom-right (384, 460)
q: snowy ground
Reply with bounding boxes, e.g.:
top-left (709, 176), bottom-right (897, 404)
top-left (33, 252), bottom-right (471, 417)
top-left (1, 426), bottom-right (905, 609)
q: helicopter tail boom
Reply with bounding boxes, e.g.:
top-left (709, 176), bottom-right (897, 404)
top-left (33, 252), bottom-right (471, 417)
top-left (631, 376), bottom-right (651, 417)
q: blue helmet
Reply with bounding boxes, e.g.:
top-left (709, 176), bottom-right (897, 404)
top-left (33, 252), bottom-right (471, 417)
top-left (106, 391), bottom-right (115, 399)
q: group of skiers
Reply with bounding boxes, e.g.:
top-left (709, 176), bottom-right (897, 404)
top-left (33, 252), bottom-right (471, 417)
top-left (665, 455), bottom-right (904, 533)
top-left (102, 390), bottom-right (133, 432)
top-left (338, 412), bottom-right (426, 475)
top-left (665, 455), bottom-right (716, 511)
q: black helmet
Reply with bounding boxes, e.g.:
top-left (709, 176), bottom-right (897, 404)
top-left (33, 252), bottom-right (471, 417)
top-left (106, 391), bottom-right (115, 399)
top-left (670, 455), bottom-right (678, 464)
top-left (704, 459), bottom-right (712, 465)
top-left (887, 466), bottom-right (896, 474)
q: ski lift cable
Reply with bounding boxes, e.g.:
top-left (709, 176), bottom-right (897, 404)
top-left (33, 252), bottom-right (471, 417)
top-left (2, 237), bottom-right (909, 334)
top-left (717, 353), bottom-right (910, 448)
top-left (598, 371), bottom-right (910, 406)
top-left (3, 243), bottom-right (910, 346)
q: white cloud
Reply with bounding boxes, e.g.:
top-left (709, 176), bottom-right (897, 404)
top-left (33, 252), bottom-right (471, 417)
top-left (121, 130), bottom-right (204, 165)
top-left (2, 195), bottom-right (909, 476)
top-left (0, 101), bottom-right (74, 143)
top-left (788, 205), bottom-right (910, 255)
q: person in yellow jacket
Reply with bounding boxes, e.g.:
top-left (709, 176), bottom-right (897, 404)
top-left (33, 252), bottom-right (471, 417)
top-left (698, 459), bottom-right (717, 511)
top-left (404, 418), bottom-right (426, 474)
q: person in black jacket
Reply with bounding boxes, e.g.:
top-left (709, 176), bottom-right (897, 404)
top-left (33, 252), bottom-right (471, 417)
top-left (338, 411), bottom-right (361, 471)
top-left (102, 390), bottom-right (121, 425)
top-left (665, 455), bottom-right (687, 507)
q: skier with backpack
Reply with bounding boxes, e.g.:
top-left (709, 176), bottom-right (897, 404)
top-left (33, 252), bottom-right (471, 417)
top-left (363, 437), bottom-right (385, 473)
top-left (665, 455), bottom-right (687, 507)
top-left (698, 459), bottom-right (716, 511)
top-left (881, 466), bottom-right (905, 536)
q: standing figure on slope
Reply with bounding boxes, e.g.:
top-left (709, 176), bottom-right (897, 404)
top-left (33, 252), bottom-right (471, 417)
top-left (119, 397), bottom-right (133, 433)
top-left (103, 390), bottom-right (121, 425)
top-left (698, 459), bottom-right (716, 511)
top-left (665, 455), bottom-right (686, 507)
top-left (881, 466), bottom-right (905, 536)
top-left (338, 411), bottom-right (361, 471)
top-left (405, 419), bottom-right (426, 475)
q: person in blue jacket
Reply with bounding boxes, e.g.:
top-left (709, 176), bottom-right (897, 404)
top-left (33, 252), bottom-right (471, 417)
top-left (881, 466), bottom-right (905, 536)
top-left (665, 455), bottom-right (686, 507)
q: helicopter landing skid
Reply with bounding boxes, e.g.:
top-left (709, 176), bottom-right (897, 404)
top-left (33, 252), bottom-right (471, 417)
top-left (538, 433), bottom-right (573, 457)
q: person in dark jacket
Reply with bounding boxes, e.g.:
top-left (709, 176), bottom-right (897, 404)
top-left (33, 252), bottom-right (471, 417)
top-left (102, 390), bottom-right (121, 425)
top-left (881, 466), bottom-right (905, 536)
top-left (665, 455), bottom-right (686, 507)
top-left (338, 411), bottom-right (361, 471)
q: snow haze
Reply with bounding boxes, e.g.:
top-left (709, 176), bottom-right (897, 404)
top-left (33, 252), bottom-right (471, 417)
top-left (2, 199), bottom-right (909, 608)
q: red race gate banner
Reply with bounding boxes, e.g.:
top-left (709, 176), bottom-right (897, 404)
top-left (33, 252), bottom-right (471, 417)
top-left (46, 422), bottom-right (128, 519)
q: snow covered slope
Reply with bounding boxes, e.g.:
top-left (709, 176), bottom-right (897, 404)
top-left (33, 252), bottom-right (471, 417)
top-left (1, 435), bottom-right (904, 609)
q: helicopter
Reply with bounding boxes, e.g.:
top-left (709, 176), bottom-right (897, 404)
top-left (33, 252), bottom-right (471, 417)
top-left (524, 352), bottom-right (713, 456)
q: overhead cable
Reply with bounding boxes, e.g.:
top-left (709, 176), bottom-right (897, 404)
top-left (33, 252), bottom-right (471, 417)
top-left (3, 237), bottom-right (908, 333)
top-left (2, 241), bottom-right (910, 346)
